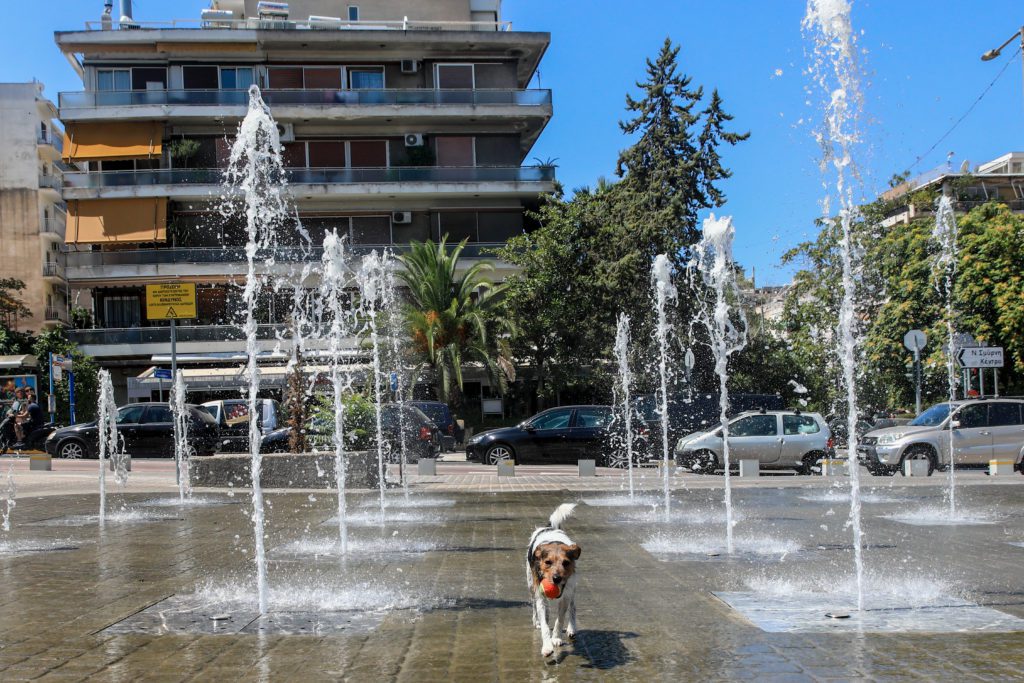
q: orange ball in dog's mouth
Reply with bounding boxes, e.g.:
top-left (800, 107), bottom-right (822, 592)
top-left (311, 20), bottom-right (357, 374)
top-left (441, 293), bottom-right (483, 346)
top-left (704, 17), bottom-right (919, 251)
top-left (541, 579), bottom-right (561, 599)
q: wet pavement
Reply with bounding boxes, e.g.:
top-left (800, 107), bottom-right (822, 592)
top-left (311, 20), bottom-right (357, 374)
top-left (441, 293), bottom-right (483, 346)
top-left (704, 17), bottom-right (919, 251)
top-left (0, 469), bottom-right (1023, 680)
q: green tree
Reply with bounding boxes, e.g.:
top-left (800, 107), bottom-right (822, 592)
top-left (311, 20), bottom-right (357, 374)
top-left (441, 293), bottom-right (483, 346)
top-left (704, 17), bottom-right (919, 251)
top-left (398, 236), bottom-right (508, 404)
top-left (32, 328), bottom-right (99, 424)
top-left (0, 278), bottom-right (32, 332)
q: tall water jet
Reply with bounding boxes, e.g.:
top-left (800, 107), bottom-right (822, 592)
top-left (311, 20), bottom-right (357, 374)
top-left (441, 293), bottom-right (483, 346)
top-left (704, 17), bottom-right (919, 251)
top-left (96, 369), bottom-right (118, 525)
top-left (170, 369), bottom-right (192, 503)
top-left (224, 85), bottom-right (294, 615)
top-left (321, 230), bottom-right (353, 553)
top-left (933, 195), bottom-right (959, 516)
top-left (1, 464), bottom-right (14, 532)
top-left (613, 313), bottom-right (636, 501)
top-left (803, 0), bottom-right (866, 611)
top-left (651, 254), bottom-right (677, 521)
top-left (691, 214), bottom-right (747, 554)
top-left (382, 257), bottom-right (411, 499)
top-left (358, 250), bottom-right (390, 520)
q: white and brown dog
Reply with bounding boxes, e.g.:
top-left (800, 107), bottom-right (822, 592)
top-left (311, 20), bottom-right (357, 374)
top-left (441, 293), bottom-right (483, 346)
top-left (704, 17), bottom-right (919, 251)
top-left (527, 503), bottom-right (581, 657)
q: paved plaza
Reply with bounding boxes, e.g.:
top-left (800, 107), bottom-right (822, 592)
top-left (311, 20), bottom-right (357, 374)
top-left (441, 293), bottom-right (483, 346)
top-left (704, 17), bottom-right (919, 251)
top-left (1, 457), bottom-right (1023, 680)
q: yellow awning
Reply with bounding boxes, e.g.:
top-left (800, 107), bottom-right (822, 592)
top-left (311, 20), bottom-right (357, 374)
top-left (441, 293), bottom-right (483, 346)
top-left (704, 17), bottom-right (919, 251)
top-left (62, 121), bottom-right (163, 162)
top-left (66, 198), bottom-right (168, 244)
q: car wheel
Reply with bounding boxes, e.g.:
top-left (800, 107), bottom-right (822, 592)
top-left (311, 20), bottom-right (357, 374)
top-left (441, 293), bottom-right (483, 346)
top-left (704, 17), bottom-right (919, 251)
top-left (796, 451), bottom-right (824, 476)
top-left (58, 439), bottom-right (87, 460)
top-left (604, 451), bottom-right (629, 469)
top-left (486, 443), bottom-right (514, 465)
top-left (899, 446), bottom-right (936, 476)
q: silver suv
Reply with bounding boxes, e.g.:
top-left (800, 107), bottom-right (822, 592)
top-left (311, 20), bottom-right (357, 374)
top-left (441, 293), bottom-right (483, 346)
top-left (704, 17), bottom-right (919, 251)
top-left (674, 410), bottom-right (832, 474)
top-left (858, 399), bottom-right (1024, 476)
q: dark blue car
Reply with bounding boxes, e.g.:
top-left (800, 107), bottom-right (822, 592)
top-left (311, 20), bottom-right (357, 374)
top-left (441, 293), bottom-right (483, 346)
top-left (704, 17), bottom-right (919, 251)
top-left (466, 405), bottom-right (615, 465)
top-left (408, 401), bottom-right (462, 451)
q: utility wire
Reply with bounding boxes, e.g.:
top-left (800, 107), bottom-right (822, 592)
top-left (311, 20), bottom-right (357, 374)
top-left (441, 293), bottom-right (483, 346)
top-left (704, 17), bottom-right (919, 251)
top-left (906, 44), bottom-right (1021, 174)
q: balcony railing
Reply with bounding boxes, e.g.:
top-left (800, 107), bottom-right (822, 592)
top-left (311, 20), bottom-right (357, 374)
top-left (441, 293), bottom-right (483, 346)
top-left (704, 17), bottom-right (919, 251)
top-left (44, 306), bottom-right (67, 322)
top-left (81, 18), bottom-right (513, 31)
top-left (70, 323), bottom-right (298, 347)
top-left (65, 243), bottom-right (506, 268)
top-left (62, 165), bottom-right (555, 189)
top-left (40, 218), bottom-right (66, 237)
top-left (37, 131), bottom-right (64, 152)
top-left (59, 88), bottom-right (551, 109)
top-left (38, 174), bottom-right (62, 191)
top-left (42, 261), bottom-right (66, 279)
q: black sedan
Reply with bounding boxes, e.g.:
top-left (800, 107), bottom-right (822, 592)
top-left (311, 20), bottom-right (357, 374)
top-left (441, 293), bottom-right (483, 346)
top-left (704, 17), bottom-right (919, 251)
top-left (45, 402), bottom-right (219, 459)
top-left (466, 405), bottom-right (619, 465)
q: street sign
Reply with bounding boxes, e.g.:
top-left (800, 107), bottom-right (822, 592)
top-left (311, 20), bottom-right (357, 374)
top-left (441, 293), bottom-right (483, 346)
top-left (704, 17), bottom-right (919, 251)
top-left (153, 368), bottom-right (172, 380)
top-left (389, 371), bottom-right (398, 392)
top-left (146, 283), bottom-right (197, 320)
top-left (903, 330), bottom-right (926, 352)
top-left (53, 365), bottom-right (62, 382)
top-left (953, 332), bottom-right (979, 349)
top-left (956, 346), bottom-right (1004, 368)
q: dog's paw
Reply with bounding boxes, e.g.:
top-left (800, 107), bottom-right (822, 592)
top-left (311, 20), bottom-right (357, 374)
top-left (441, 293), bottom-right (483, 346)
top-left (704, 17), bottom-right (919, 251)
top-left (541, 643), bottom-right (555, 657)
top-left (550, 637), bottom-right (563, 648)
top-left (565, 628), bottom-right (576, 641)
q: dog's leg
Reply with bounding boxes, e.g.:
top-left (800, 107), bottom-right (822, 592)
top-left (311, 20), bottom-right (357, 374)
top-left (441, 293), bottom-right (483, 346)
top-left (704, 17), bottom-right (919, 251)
top-left (551, 599), bottom-right (567, 647)
top-left (534, 596), bottom-right (555, 657)
top-left (564, 585), bottom-right (577, 640)
top-left (526, 565), bottom-right (538, 627)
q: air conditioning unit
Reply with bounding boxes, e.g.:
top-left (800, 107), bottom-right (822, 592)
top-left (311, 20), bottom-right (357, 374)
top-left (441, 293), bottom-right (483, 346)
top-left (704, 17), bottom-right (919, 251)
top-left (277, 122), bottom-right (295, 142)
top-left (200, 9), bottom-right (235, 28)
top-left (404, 133), bottom-right (424, 147)
top-left (257, 1), bottom-right (289, 19)
top-left (391, 211), bottom-right (413, 224)
top-left (400, 59), bottom-right (419, 74)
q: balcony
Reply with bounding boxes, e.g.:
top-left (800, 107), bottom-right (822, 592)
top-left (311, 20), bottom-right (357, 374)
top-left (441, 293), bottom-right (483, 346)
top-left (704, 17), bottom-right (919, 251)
top-left (38, 174), bottom-right (62, 192)
top-left (42, 261), bottom-right (66, 280)
top-left (37, 130), bottom-right (63, 154)
top-left (44, 306), bottom-right (67, 323)
top-left (61, 166), bottom-right (555, 201)
top-left (80, 18), bottom-right (513, 31)
top-left (40, 218), bottom-right (66, 238)
top-left (68, 323), bottom-right (329, 358)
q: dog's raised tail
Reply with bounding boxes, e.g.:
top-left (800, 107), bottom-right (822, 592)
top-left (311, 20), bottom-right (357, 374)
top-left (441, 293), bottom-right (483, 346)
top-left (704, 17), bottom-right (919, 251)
top-left (549, 503), bottom-right (576, 530)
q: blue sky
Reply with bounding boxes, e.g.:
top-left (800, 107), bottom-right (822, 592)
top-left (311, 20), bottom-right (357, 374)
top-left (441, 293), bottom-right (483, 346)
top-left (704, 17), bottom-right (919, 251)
top-left (2, 1), bottom-right (1023, 285)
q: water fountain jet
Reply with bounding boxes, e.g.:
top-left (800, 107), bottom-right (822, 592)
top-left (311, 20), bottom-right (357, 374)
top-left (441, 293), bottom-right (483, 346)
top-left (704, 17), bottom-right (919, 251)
top-left (651, 254), bottom-right (677, 522)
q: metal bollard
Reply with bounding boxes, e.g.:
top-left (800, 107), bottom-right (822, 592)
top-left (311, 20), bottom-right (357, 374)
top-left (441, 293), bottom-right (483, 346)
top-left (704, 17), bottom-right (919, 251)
top-left (903, 459), bottom-right (929, 477)
top-left (989, 459), bottom-right (1015, 476)
top-left (738, 459), bottom-right (759, 477)
top-left (29, 454), bottom-right (52, 471)
top-left (821, 459), bottom-right (849, 476)
top-left (578, 459), bottom-right (596, 477)
top-left (417, 458), bottom-right (437, 476)
top-left (496, 460), bottom-right (515, 477)
top-left (109, 455), bottom-right (132, 472)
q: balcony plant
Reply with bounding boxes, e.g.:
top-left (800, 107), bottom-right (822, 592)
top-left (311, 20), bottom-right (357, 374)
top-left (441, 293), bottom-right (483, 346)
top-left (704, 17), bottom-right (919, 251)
top-left (169, 138), bottom-right (201, 169)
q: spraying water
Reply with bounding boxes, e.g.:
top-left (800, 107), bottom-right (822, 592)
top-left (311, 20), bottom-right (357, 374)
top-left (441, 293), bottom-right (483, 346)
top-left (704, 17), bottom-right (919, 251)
top-left (171, 370), bottom-right (192, 503)
top-left (651, 254), bottom-right (677, 521)
top-left (224, 85), bottom-right (294, 615)
top-left (358, 250), bottom-right (390, 521)
top-left (1, 464), bottom-right (15, 532)
top-left (382, 257), bottom-right (411, 500)
top-left (803, 0), bottom-right (866, 611)
top-left (691, 214), bottom-right (748, 554)
top-left (933, 195), bottom-right (959, 516)
top-left (321, 230), bottom-right (353, 553)
top-left (613, 314), bottom-right (636, 501)
top-left (96, 369), bottom-right (119, 526)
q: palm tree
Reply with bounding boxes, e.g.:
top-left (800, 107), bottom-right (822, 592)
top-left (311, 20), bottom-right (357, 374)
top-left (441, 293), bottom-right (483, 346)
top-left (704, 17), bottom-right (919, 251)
top-left (398, 236), bottom-right (508, 404)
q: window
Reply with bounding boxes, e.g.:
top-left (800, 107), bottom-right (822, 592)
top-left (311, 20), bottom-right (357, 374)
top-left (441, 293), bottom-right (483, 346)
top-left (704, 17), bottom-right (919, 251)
top-left (783, 415), bottom-right (820, 435)
top-left (437, 212), bottom-right (477, 242)
top-left (103, 296), bottom-right (141, 328)
top-left (574, 408), bottom-right (611, 429)
top-left (955, 404), bottom-right (988, 429)
top-left (131, 67), bottom-right (167, 90)
top-left (348, 140), bottom-right (387, 167)
top-left (988, 403), bottom-right (1022, 427)
top-left (97, 69), bottom-right (131, 91)
top-left (302, 67), bottom-right (342, 89)
top-left (142, 405), bottom-right (173, 424)
top-left (182, 66), bottom-right (218, 89)
top-left (436, 64), bottom-right (474, 89)
top-left (268, 67), bottom-right (303, 89)
top-left (730, 415), bottom-right (778, 437)
top-left (435, 136), bottom-right (475, 167)
top-left (349, 67), bottom-right (384, 89)
top-left (528, 409), bottom-right (572, 431)
top-left (307, 141), bottom-right (346, 167)
top-left (220, 67), bottom-right (255, 90)
top-left (116, 405), bottom-right (146, 424)
top-left (350, 216), bottom-right (392, 245)
top-left (348, 5), bottom-right (359, 21)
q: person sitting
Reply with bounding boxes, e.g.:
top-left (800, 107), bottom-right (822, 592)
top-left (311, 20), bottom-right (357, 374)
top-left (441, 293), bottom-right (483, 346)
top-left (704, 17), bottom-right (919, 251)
top-left (10, 388), bottom-right (28, 443)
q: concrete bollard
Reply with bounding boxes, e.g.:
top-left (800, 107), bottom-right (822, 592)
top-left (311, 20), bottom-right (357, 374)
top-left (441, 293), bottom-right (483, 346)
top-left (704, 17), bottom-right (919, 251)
top-left (29, 454), bottom-right (52, 471)
top-left (821, 459), bottom-right (849, 476)
top-left (496, 460), bottom-right (515, 477)
top-left (109, 455), bottom-right (132, 472)
top-left (903, 459), bottom-right (929, 477)
top-left (417, 458), bottom-right (437, 476)
top-left (738, 459), bottom-right (759, 478)
top-left (578, 459), bottom-right (596, 477)
top-left (989, 459), bottom-right (1015, 476)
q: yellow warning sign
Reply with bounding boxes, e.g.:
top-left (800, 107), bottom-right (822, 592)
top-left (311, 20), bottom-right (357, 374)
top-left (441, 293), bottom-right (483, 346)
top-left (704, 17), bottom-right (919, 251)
top-left (146, 283), bottom-right (197, 320)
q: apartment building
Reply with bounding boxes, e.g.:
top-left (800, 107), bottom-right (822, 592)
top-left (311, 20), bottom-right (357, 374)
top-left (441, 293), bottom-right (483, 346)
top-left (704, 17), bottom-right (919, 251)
top-left (879, 152), bottom-right (1024, 228)
top-left (0, 82), bottom-right (68, 333)
top-left (55, 0), bottom-right (553, 398)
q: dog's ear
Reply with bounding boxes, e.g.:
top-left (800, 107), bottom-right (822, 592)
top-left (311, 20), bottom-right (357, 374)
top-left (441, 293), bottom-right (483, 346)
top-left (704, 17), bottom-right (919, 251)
top-left (533, 546), bottom-right (547, 562)
top-left (566, 544), bottom-right (581, 561)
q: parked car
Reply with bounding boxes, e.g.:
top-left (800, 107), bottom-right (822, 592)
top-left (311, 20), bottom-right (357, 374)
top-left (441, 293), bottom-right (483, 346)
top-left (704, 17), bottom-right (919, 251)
top-left (858, 398), bottom-right (1024, 476)
top-left (674, 410), bottom-right (833, 474)
top-left (201, 399), bottom-right (281, 453)
top-left (636, 392), bottom-right (785, 455)
top-left (261, 403), bottom-right (441, 461)
top-left (408, 401), bottom-right (463, 451)
top-left (467, 405), bottom-right (624, 465)
top-left (45, 402), bottom-right (219, 459)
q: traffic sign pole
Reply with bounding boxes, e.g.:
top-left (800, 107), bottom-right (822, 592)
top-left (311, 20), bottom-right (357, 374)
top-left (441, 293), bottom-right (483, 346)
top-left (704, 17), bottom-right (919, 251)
top-left (913, 348), bottom-right (921, 415)
top-left (48, 352), bottom-right (55, 423)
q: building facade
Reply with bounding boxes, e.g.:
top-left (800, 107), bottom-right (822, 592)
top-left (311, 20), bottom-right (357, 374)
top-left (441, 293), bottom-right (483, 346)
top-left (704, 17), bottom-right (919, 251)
top-left (55, 0), bottom-right (553, 399)
top-left (0, 82), bottom-right (68, 333)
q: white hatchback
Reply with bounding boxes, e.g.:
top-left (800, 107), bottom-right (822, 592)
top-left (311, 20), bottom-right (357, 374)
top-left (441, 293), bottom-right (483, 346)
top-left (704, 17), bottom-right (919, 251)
top-left (674, 410), bottom-right (832, 474)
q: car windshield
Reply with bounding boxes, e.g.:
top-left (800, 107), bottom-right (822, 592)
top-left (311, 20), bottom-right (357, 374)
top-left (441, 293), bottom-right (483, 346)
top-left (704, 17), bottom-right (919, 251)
top-left (910, 403), bottom-right (951, 427)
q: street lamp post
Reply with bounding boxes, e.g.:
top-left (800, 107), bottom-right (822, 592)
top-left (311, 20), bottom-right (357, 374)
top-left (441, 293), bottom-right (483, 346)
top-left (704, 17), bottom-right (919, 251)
top-left (981, 26), bottom-right (1024, 101)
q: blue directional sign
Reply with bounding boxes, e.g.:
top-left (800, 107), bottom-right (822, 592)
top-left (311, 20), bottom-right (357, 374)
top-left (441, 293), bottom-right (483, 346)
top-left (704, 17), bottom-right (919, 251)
top-left (389, 371), bottom-right (398, 392)
top-left (153, 368), bottom-right (173, 380)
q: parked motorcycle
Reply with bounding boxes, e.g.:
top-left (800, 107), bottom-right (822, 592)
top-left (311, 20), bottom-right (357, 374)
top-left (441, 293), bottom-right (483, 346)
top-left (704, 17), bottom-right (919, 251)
top-left (0, 413), bottom-right (60, 455)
